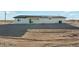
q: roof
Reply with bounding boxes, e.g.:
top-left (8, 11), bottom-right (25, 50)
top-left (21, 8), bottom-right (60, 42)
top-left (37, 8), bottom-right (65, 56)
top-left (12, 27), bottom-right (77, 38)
top-left (13, 15), bottom-right (66, 18)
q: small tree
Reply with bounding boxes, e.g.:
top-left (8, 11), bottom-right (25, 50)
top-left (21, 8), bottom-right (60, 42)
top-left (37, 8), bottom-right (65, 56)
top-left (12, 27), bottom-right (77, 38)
top-left (59, 20), bottom-right (62, 24)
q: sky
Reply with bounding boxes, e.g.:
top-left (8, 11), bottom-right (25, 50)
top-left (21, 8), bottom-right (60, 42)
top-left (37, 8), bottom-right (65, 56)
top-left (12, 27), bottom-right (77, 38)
top-left (0, 11), bottom-right (79, 20)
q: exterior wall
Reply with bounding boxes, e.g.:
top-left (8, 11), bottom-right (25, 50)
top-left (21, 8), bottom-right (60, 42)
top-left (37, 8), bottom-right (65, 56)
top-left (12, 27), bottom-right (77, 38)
top-left (14, 17), bottom-right (65, 24)
top-left (38, 18), bottom-right (65, 23)
top-left (14, 18), bottom-right (29, 24)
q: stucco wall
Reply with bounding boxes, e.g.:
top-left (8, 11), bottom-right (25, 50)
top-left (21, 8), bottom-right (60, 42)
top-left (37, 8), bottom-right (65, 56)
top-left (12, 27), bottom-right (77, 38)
top-left (14, 17), bottom-right (65, 24)
top-left (14, 18), bottom-right (29, 24)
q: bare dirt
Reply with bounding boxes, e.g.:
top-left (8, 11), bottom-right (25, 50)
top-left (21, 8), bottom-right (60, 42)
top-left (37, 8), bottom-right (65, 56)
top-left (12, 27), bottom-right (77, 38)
top-left (0, 22), bottom-right (79, 47)
top-left (0, 29), bottom-right (79, 47)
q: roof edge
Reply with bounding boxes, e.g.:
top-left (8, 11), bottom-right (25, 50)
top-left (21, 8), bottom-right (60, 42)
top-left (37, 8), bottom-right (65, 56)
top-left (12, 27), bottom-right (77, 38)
top-left (13, 15), bottom-right (66, 18)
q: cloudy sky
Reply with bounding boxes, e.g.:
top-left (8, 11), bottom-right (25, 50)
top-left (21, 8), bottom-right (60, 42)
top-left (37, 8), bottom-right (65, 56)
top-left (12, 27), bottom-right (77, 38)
top-left (0, 11), bottom-right (79, 20)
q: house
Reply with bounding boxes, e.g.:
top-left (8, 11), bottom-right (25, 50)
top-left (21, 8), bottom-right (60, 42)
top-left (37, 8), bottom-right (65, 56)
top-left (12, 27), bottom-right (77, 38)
top-left (13, 15), bottom-right (66, 24)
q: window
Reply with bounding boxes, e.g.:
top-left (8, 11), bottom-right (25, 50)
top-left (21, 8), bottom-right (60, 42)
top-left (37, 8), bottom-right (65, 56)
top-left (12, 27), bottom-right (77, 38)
top-left (17, 19), bottom-right (20, 22)
top-left (49, 18), bottom-right (52, 20)
top-left (49, 17), bottom-right (52, 20)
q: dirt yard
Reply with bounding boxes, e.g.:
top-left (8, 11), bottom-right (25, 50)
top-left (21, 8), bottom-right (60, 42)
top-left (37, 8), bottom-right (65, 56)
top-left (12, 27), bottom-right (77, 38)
top-left (0, 23), bottom-right (78, 47)
top-left (0, 29), bottom-right (79, 47)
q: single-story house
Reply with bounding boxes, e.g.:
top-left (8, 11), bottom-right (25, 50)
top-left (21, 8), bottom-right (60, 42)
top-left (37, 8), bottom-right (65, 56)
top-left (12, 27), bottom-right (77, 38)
top-left (13, 15), bottom-right (66, 24)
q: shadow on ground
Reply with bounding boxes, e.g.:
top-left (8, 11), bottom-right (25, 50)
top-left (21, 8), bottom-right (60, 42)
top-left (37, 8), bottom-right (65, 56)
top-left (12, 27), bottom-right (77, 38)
top-left (0, 23), bottom-right (78, 37)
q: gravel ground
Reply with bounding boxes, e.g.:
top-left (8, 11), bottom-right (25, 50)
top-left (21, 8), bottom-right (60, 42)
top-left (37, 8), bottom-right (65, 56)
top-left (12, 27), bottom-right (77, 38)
top-left (0, 23), bottom-right (78, 37)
